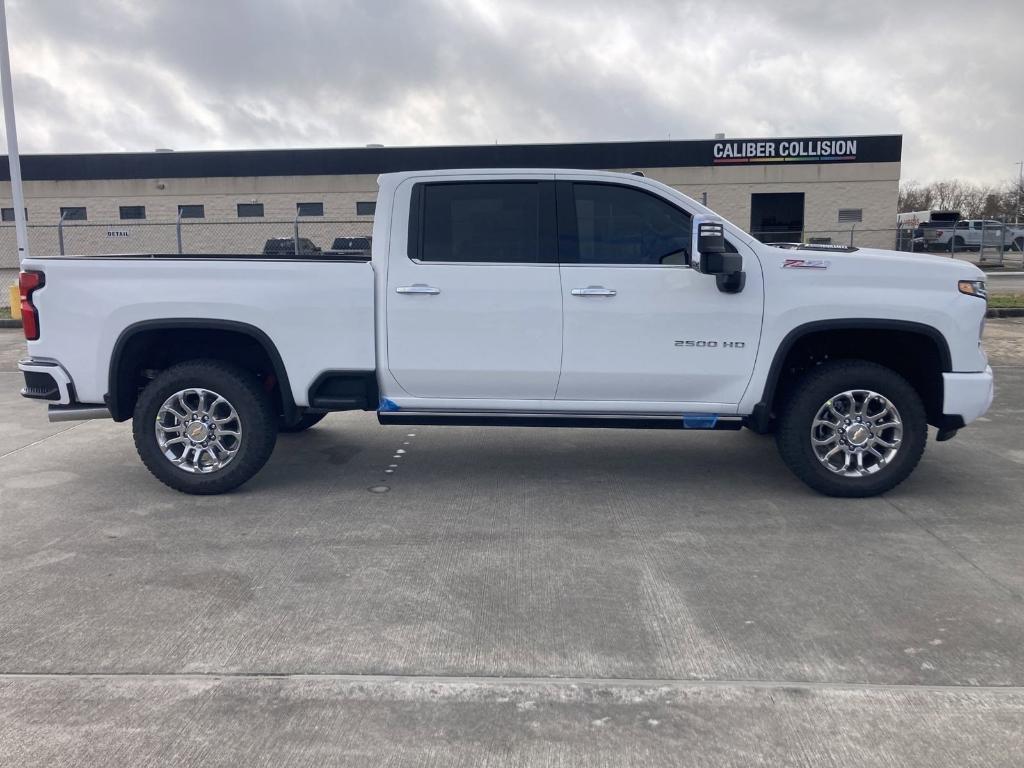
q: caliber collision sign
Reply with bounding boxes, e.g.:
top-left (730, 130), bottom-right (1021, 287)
top-left (713, 138), bottom-right (859, 165)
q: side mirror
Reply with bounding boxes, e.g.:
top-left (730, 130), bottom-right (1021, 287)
top-left (692, 216), bottom-right (745, 293)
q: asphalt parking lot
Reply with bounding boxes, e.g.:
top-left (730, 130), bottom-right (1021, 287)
top-left (1, 323), bottom-right (1023, 766)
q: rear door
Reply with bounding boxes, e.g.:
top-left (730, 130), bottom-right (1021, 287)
top-left (555, 178), bottom-right (763, 406)
top-left (385, 176), bottom-right (562, 399)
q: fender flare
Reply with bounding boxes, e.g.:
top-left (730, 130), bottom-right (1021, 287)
top-left (748, 318), bottom-right (952, 432)
top-left (107, 318), bottom-right (297, 423)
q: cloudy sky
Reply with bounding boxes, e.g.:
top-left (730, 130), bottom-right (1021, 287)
top-left (4, 0), bottom-right (1022, 184)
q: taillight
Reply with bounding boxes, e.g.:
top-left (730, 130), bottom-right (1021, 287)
top-left (19, 270), bottom-right (44, 341)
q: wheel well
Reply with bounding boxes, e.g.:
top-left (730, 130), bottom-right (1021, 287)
top-left (761, 325), bottom-right (948, 429)
top-left (108, 322), bottom-right (295, 422)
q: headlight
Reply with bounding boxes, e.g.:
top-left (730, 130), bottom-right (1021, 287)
top-left (958, 280), bottom-right (987, 300)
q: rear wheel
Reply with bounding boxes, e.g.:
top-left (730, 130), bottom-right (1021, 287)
top-left (775, 360), bottom-right (927, 497)
top-left (279, 412), bottom-right (327, 433)
top-left (132, 360), bottom-right (278, 495)
top-left (950, 236), bottom-right (965, 251)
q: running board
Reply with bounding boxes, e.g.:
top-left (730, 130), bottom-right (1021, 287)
top-left (376, 411), bottom-right (743, 431)
top-left (48, 404), bottom-right (112, 422)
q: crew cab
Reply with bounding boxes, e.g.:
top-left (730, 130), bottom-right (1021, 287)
top-left (16, 169), bottom-right (994, 497)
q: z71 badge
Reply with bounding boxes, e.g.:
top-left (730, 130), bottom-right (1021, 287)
top-left (782, 258), bottom-right (830, 269)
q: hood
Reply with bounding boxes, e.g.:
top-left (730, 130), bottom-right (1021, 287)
top-left (766, 243), bottom-right (985, 280)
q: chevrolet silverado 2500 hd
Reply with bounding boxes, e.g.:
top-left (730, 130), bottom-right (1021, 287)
top-left (17, 169), bottom-right (994, 497)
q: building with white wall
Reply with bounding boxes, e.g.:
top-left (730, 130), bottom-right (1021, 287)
top-left (0, 134), bottom-right (901, 290)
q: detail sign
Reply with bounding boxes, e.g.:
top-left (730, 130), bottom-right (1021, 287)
top-left (106, 228), bottom-right (130, 238)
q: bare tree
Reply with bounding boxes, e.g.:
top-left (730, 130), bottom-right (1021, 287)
top-left (899, 179), bottom-right (1019, 220)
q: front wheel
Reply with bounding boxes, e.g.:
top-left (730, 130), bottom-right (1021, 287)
top-left (775, 360), bottom-right (927, 497)
top-left (132, 359), bottom-right (278, 495)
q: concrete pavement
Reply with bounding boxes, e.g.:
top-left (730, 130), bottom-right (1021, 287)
top-left (1, 324), bottom-right (1023, 766)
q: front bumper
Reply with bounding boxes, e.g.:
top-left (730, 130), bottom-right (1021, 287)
top-left (942, 366), bottom-right (994, 426)
top-left (18, 358), bottom-right (74, 405)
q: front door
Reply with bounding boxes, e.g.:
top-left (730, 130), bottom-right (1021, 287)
top-left (385, 177), bottom-right (562, 400)
top-left (556, 178), bottom-right (763, 407)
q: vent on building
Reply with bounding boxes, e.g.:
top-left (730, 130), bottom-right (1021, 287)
top-left (838, 208), bottom-right (863, 223)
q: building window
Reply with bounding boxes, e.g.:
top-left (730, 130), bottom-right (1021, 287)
top-left (237, 203), bottom-right (264, 218)
top-left (119, 205), bottom-right (146, 220)
top-left (60, 206), bottom-right (87, 221)
top-left (838, 208), bottom-right (863, 223)
top-left (356, 201), bottom-right (376, 216)
top-left (178, 204), bottom-right (205, 219)
top-left (1, 207), bottom-right (26, 222)
top-left (297, 202), bottom-right (324, 217)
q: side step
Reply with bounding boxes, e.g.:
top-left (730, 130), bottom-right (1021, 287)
top-left (377, 411), bottom-right (744, 431)
top-left (48, 404), bottom-right (112, 422)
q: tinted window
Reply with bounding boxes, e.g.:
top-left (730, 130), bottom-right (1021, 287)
top-left (119, 205), bottom-right (146, 220)
top-left (570, 184), bottom-right (691, 265)
top-left (237, 203), bottom-right (264, 218)
top-left (356, 201), bottom-right (376, 216)
top-left (60, 206), bottom-right (87, 221)
top-left (1, 207), bottom-right (26, 222)
top-left (178, 204), bottom-right (205, 219)
top-left (297, 202), bottom-right (324, 217)
top-left (419, 182), bottom-right (541, 263)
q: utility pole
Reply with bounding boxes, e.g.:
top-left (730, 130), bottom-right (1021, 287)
top-left (0, 0), bottom-right (28, 263)
top-left (1016, 161), bottom-right (1022, 226)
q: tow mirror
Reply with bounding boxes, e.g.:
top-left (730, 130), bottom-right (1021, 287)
top-left (692, 216), bottom-right (745, 294)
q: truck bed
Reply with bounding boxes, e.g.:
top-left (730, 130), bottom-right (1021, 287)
top-left (22, 254), bottom-right (377, 408)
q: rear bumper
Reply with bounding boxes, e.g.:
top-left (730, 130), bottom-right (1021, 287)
top-left (943, 366), bottom-right (994, 426)
top-left (18, 358), bottom-right (74, 405)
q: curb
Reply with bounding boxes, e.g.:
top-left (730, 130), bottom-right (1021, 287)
top-left (987, 308), bottom-right (1024, 318)
top-left (0, 318), bottom-right (22, 328)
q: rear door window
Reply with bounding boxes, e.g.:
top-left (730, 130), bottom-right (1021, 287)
top-left (412, 182), bottom-right (552, 263)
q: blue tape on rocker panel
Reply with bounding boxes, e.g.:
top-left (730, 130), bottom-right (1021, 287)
top-left (378, 398), bottom-right (401, 412)
top-left (682, 413), bottom-right (718, 429)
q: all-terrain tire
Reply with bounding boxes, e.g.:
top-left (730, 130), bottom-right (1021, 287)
top-left (775, 360), bottom-right (927, 498)
top-left (132, 359), bottom-right (278, 495)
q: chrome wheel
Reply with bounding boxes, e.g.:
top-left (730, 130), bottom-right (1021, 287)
top-left (155, 388), bottom-right (242, 474)
top-left (810, 389), bottom-right (903, 477)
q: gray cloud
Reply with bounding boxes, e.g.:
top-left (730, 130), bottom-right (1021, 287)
top-left (5, 0), bottom-right (1022, 183)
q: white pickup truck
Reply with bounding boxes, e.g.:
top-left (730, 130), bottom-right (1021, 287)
top-left (16, 169), bottom-right (994, 497)
top-left (923, 219), bottom-right (1017, 252)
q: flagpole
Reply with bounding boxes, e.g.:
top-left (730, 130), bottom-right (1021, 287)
top-left (0, 0), bottom-right (28, 263)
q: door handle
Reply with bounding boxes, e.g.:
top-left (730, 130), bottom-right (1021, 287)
top-left (396, 284), bottom-right (441, 295)
top-left (571, 286), bottom-right (616, 297)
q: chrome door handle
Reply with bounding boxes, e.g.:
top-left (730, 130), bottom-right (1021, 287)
top-left (571, 286), bottom-right (616, 297)
top-left (396, 284), bottom-right (441, 295)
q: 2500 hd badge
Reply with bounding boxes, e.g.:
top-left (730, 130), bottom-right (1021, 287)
top-left (674, 340), bottom-right (747, 348)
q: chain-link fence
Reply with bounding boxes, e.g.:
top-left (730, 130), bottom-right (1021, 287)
top-left (0, 219), bottom-right (374, 308)
top-left (753, 223), bottom-right (1024, 268)
top-left (4, 218), bottom-right (1022, 310)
